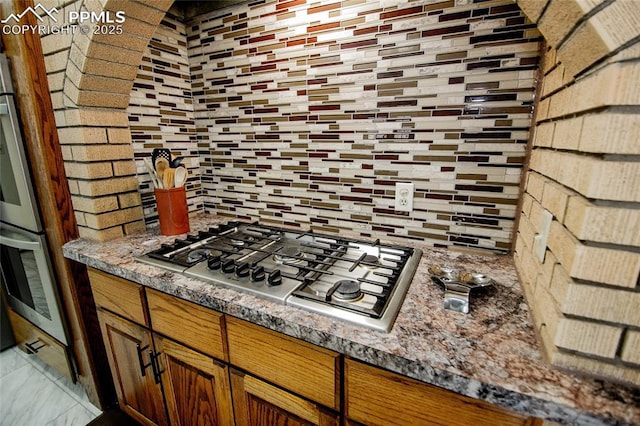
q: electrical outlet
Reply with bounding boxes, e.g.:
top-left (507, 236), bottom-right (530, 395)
top-left (395, 182), bottom-right (414, 212)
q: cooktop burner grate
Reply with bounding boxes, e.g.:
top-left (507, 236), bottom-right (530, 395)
top-left (137, 221), bottom-right (422, 332)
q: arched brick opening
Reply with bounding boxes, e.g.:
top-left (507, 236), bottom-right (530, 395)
top-left (59, 0), bottom-right (639, 384)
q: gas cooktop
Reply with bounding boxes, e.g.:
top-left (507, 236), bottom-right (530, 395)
top-left (137, 221), bottom-right (422, 332)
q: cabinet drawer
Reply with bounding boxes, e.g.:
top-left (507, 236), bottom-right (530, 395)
top-left (7, 308), bottom-right (74, 382)
top-left (146, 289), bottom-right (227, 361)
top-left (345, 359), bottom-right (535, 426)
top-left (226, 317), bottom-right (340, 410)
top-left (88, 268), bottom-right (148, 326)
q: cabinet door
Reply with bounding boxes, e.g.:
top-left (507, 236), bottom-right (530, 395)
top-left (345, 359), bottom-right (538, 426)
top-left (98, 310), bottom-right (168, 426)
top-left (154, 334), bottom-right (234, 426)
top-left (230, 368), bottom-right (339, 426)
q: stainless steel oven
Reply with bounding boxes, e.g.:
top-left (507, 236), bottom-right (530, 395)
top-left (0, 223), bottom-right (67, 344)
top-left (0, 53), bottom-right (69, 345)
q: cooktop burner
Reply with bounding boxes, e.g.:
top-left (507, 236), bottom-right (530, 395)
top-left (136, 221), bottom-right (422, 332)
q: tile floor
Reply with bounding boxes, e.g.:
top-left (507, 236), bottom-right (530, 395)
top-left (0, 346), bottom-right (102, 426)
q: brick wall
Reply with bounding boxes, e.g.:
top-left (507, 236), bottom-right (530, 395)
top-left (37, 0), bottom-right (172, 241)
top-left (514, 0), bottom-right (640, 385)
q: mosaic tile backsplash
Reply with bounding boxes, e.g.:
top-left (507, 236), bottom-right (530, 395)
top-left (130, 0), bottom-right (542, 252)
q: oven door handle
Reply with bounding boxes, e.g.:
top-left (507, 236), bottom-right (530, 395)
top-left (0, 233), bottom-right (42, 251)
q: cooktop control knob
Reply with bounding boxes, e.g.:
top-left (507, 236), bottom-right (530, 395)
top-left (222, 259), bottom-right (235, 274)
top-left (207, 255), bottom-right (221, 270)
top-left (251, 266), bottom-right (265, 282)
top-left (235, 262), bottom-right (250, 278)
top-left (267, 269), bottom-right (282, 287)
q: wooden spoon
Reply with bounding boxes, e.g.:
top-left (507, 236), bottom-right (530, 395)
top-left (174, 166), bottom-right (187, 187)
top-left (155, 157), bottom-right (169, 180)
top-left (162, 167), bottom-right (175, 189)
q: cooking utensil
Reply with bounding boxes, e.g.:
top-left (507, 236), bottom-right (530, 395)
top-left (162, 167), bottom-right (176, 189)
top-left (143, 158), bottom-right (163, 189)
top-left (174, 166), bottom-right (187, 187)
top-left (162, 167), bottom-right (175, 189)
top-left (170, 156), bottom-right (184, 168)
top-left (152, 148), bottom-right (171, 170)
top-left (155, 157), bottom-right (169, 181)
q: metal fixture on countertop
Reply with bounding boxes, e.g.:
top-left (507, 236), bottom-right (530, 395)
top-left (428, 266), bottom-right (494, 314)
top-left (137, 221), bottom-right (422, 332)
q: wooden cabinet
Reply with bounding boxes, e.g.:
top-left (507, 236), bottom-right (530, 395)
top-left (89, 268), bottom-right (234, 426)
top-left (98, 309), bottom-right (168, 426)
top-left (344, 359), bottom-right (540, 426)
top-left (230, 368), bottom-right (339, 426)
top-left (226, 316), bottom-right (341, 411)
top-left (154, 335), bottom-right (234, 425)
top-left (89, 268), bottom-right (541, 426)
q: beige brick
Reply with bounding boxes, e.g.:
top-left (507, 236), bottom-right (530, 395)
top-left (517, 212), bottom-right (536, 251)
top-left (579, 111), bottom-right (640, 154)
top-left (516, 0), bottom-right (549, 23)
top-left (590, 0), bottom-right (640, 50)
top-left (74, 73), bottom-right (134, 96)
top-left (118, 192), bottom-right (142, 209)
top-left (546, 61), bottom-right (640, 119)
top-left (40, 31), bottom-right (73, 56)
top-left (547, 220), bottom-right (640, 288)
top-left (124, 220), bottom-right (147, 236)
top-left (621, 330), bottom-right (640, 365)
top-left (78, 224), bottom-right (124, 242)
top-left (547, 344), bottom-right (640, 387)
top-left (75, 89), bottom-right (132, 109)
top-left (541, 65), bottom-right (565, 97)
top-left (536, 97), bottom-right (550, 121)
top-left (542, 46), bottom-right (557, 75)
top-left (541, 180), bottom-right (574, 222)
top-left (530, 150), bottom-right (640, 202)
top-left (65, 108), bottom-right (130, 127)
top-left (104, 0), bottom-right (169, 22)
top-left (538, 0), bottom-right (589, 47)
top-left (551, 116), bottom-right (582, 150)
top-left (112, 160), bottom-right (137, 176)
top-left (83, 57), bottom-right (139, 80)
top-left (557, 20), bottom-right (610, 78)
top-left (44, 50), bottom-right (70, 74)
top-left (63, 162), bottom-right (113, 179)
top-left (520, 192), bottom-right (534, 218)
top-left (107, 128), bottom-right (132, 144)
top-left (525, 171), bottom-right (546, 202)
top-left (84, 206), bottom-right (143, 229)
top-left (516, 234), bottom-right (541, 289)
top-left (47, 72), bottom-right (64, 92)
top-left (563, 284), bottom-right (640, 327)
top-left (548, 262), bottom-right (570, 308)
top-left (555, 318), bottom-right (622, 358)
top-left (564, 196), bottom-right (640, 247)
top-left (70, 195), bottom-right (119, 214)
top-left (77, 176), bottom-right (139, 197)
top-left (532, 122), bottom-right (554, 148)
top-left (57, 127), bottom-right (108, 144)
top-left (71, 144), bottom-right (134, 161)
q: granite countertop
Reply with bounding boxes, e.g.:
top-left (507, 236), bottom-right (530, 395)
top-left (63, 214), bottom-right (639, 426)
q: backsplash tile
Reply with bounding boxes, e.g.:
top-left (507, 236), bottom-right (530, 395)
top-left (130, 0), bottom-right (541, 252)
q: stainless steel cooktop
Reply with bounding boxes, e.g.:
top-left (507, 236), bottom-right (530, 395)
top-left (137, 221), bottom-right (422, 332)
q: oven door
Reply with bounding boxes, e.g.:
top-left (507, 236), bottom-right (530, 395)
top-left (1, 53), bottom-right (42, 233)
top-left (0, 223), bottom-right (68, 344)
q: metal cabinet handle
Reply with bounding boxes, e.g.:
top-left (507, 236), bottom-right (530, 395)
top-left (25, 339), bottom-right (46, 354)
top-left (150, 351), bottom-right (165, 384)
top-left (136, 344), bottom-right (153, 377)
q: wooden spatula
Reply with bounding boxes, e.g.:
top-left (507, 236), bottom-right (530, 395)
top-left (162, 167), bottom-right (175, 189)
